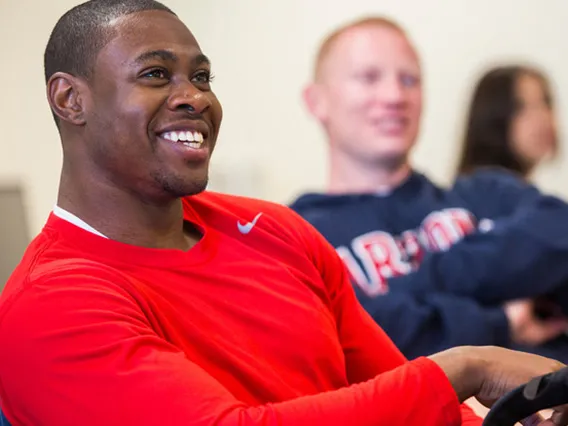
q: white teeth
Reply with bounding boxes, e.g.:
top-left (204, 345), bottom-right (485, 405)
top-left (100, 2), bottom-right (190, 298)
top-left (182, 142), bottom-right (203, 149)
top-left (161, 130), bottom-right (204, 144)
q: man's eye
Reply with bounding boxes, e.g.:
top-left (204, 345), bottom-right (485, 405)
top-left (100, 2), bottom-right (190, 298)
top-left (192, 71), bottom-right (215, 84)
top-left (357, 71), bottom-right (380, 84)
top-left (401, 74), bottom-right (419, 87)
top-left (142, 69), bottom-right (168, 79)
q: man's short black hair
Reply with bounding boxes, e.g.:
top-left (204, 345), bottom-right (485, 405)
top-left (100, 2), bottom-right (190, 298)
top-left (44, 0), bottom-right (176, 83)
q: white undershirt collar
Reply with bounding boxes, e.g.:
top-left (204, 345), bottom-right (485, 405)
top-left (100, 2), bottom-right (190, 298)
top-left (52, 205), bottom-right (108, 239)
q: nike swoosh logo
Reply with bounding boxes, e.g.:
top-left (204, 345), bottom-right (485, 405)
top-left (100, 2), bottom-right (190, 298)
top-left (237, 212), bottom-right (263, 235)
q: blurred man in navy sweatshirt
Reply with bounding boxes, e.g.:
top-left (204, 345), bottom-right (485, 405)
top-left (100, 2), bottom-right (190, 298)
top-left (290, 16), bottom-right (568, 362)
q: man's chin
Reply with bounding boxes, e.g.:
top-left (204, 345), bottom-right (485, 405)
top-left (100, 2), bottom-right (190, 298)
top-left (180, 178), bottom-right (208, 197)
top-left (375, 153), bottom-right (409, 171)
top-left (359, 147), bottom-right (409, 170)
top-left (157, 174), bottom-right (209, 199)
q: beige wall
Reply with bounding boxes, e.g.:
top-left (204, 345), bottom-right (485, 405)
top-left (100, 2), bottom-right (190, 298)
top-left (1, 0), bottom-right (567, 236)
top-left (0, 185), bottom-right (29, 287)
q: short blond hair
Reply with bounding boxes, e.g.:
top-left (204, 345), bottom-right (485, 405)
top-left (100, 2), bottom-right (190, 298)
top-left (313, 16), bottom-right (409, 80)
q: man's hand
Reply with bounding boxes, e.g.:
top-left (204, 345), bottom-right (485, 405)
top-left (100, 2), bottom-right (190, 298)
top-left (505, 299), bottom-right (568, 346)
top-left (538, 407), bottom-right (568, 425)
top-left (472, 347), bottom-right (565, 408)
top-left (429, 346), bottom-right (565, 406)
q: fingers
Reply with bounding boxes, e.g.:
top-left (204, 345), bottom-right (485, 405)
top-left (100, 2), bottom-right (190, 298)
top-left (550, 407), bottom-right (568, 425)
top-left (520, 413), bottom-right (544, 425)
top-left (539, 406), bottom-right (568, 425)
top-left (534, 319), bottom-right (568, 342)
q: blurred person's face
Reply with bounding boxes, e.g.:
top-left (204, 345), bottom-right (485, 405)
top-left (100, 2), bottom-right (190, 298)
top-left (510, 72), bottom-right (557, 169)
top-left (305, 25), bottom-right (422, 168)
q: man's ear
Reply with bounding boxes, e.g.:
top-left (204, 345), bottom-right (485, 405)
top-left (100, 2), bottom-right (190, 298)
top-left (302, 82), bottom-right (328, 122)
top-left (46, 72), bottom-right (87, 126)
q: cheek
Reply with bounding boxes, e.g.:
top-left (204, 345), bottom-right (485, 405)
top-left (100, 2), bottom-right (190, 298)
top-left (408, 90), bottom-right (422, 115)
top-left (331, 85), bottom-right (369, 112)
top-left (513, 113), bottom-right (541, 143)
top-left (210, 95), bottom-right (223, 132)
top-left (111, 104), bottom-right (147, 144)
top-left (510, 116), bottom-right (537, 157)
top-left (121, 92), bottom-right (157, 119)
top-left (329, 102), bottom-right (363, 131)
top-left (114, 95), bottom-right (162, 144)
top-left (100, 97), bottom-right (156, 158)
top-left (92, 89), bottom-right (142, 129)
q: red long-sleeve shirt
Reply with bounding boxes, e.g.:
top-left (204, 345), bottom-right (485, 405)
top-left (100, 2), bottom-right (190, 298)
top-left (0, 192), bottom-right (481, 425)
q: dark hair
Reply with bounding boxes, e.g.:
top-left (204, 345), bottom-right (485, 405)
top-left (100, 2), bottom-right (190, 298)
top-left (44, 0), bottom-right (176, 84)
top-left (456, 65), bottom-right (555, 177)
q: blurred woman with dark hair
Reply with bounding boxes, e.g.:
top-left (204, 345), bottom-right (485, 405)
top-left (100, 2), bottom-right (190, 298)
top-left (457, 65), bottom-right (559, 179)
top-left (457, 65), bottom-right (564, 325)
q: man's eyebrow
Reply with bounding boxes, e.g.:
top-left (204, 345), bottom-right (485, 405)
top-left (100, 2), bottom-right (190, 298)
top-left (131, 51), bottom-right (211, 68)
top-left (193, 53), bottom-right (211, 67)
top-left (133, 50), bottom-right (178, 65)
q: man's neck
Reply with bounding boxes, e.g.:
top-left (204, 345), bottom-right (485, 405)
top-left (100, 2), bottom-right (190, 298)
top-left (57, 170), bottom-right (200, 251)
top-left (327, 151), bottom-right (412, 194)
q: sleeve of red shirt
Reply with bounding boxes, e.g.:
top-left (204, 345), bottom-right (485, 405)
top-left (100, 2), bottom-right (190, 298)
top-left (0, 271), bottom-right (476, 426)
top-left (297, 208), bottom-right (483, 426)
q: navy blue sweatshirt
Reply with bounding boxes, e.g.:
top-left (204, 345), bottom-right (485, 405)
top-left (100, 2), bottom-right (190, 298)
top-left (289, 169), bottom-right (568, 359)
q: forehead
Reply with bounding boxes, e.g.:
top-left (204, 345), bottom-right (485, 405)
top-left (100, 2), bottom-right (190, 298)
top-left (326, 25), bottom-right (419, 72)
top-left (97, 10), bottom-right (203, 68)
top-left (516, 73), bottom-right (545, 96)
